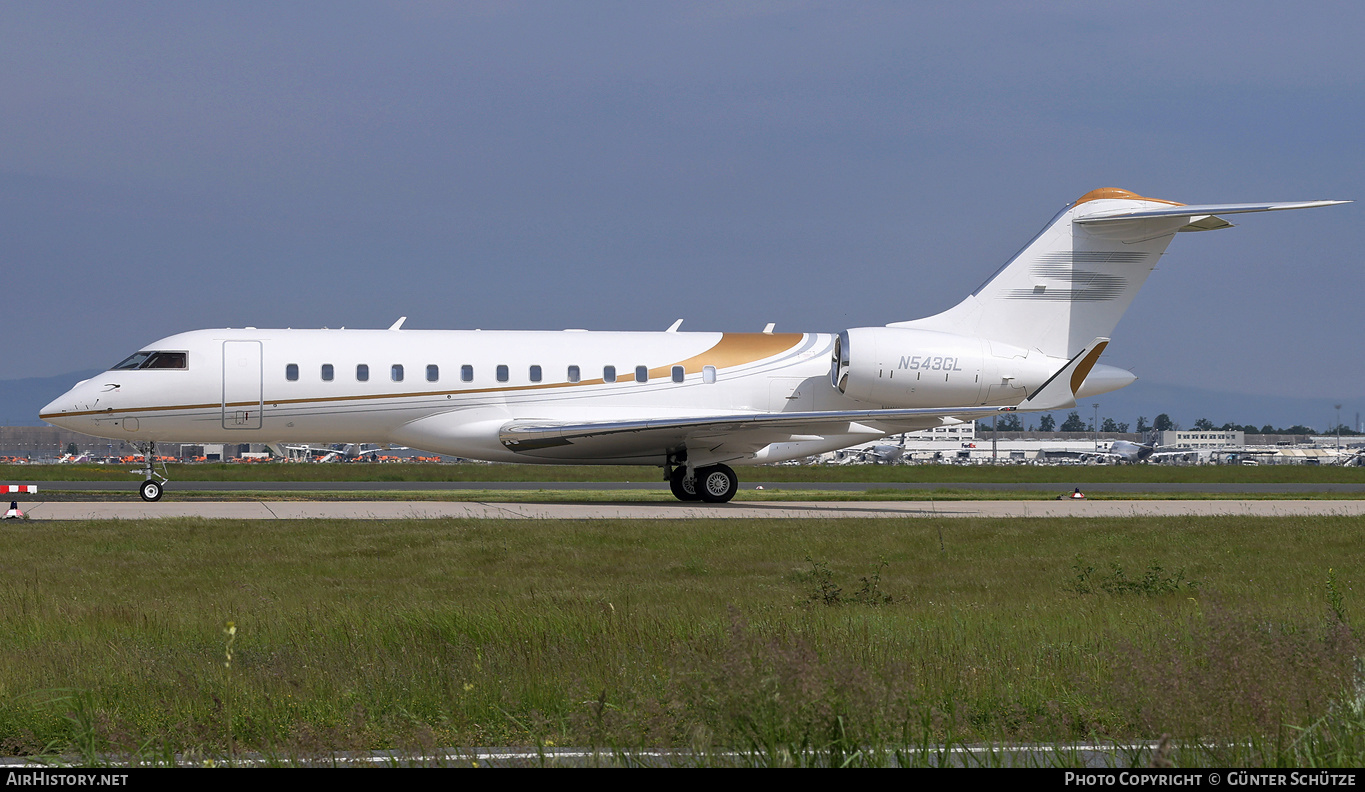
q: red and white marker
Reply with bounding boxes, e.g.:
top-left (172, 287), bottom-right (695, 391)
top-left (3, 486), bottom-right (34, 519)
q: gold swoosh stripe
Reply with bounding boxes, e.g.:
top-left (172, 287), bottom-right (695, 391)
top-left (1069, 341), bottom-right (1109, 394)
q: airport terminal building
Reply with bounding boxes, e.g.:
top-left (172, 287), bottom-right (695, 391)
top-left (1159, 430), bottom-right (1245, 448)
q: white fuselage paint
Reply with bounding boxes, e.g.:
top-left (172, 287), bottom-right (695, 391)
top-left (39, 326), bottom-right (1123, 466)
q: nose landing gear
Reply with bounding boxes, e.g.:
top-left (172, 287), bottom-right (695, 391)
top-left (133, 442), bottom-right (168, 501)
top-left (139, 479), bottom-right (163, 502)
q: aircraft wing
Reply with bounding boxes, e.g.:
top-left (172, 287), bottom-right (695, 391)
top-left (499, 338), bottom-right (1110, 462)
top-left (498, 404), bottom-right (1011, 461)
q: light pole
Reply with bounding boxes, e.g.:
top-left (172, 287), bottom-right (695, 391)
top-left (1336, 404), bottom-right (1343, 458)
top-left (1094, 403), bottom-right (1100, 452)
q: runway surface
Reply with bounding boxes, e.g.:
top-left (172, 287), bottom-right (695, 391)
top-left (12, 480), bottom-right (1365, 493)
top-left (16, 499), bottom-right (1365, 520)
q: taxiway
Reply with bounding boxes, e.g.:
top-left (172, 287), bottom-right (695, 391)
top-left (15, 499), bottom-right (1365, 520)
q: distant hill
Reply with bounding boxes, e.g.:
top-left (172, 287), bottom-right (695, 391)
top-left (1, 370), bottom-right (101, 426)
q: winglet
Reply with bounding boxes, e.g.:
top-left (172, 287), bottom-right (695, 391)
top-left (1022, 337), bottom-right (1109, 411)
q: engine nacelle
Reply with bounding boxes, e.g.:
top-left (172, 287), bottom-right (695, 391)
top-left (831, 327), bottom-right (991, 408)
top-left (831, 327), bottom-right (1074, 409)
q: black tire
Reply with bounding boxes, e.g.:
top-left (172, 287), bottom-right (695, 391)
top-left (139, 480), bottom-right (163, 502)
top-left (697, 464), bottom-right (738, 503)
top-left (669, 467), bottom-right (701, 501)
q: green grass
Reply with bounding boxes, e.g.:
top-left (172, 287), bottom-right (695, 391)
top-left (0, 515), bottom-right (1362, 765)
top-left (7, 461), bottom-right (1365, 484)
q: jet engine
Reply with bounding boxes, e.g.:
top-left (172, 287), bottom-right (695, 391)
top-left (832, 326), bottom-right (1091, 409)
top-left (831, 327), bottom-right (994, 408)
top-left (831, 326), bottom-right (1137, 409)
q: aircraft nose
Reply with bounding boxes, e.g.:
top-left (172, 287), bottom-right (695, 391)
top-left (40, 393), bottom-right (78, 429)
top-left (39, 381), bottom-right (91, 430)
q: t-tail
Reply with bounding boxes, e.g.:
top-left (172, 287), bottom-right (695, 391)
top-left (890, 188), bottom-right (1348, 359)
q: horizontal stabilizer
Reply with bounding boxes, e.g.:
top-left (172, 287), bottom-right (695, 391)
top-left (1076, 200), bottom-right (1348, 225)
top-left (1022, 337), bottom-right (1109, 412)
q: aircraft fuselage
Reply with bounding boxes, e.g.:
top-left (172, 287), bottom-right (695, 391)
top-left (41, 326), bottom-right (1103, 465)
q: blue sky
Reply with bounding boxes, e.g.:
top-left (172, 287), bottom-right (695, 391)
top-left (4, 2), bottom-right (1361, 416)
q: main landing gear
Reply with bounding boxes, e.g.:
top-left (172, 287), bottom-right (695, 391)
top-left (133, 441), bottom-right (169, 502)
top-left (668, 463), bottom-right (738, 504)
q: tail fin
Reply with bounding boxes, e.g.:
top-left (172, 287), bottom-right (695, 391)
top-left (890, 188), bottom-right (1347, 358)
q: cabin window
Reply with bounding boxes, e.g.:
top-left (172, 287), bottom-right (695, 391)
top-left (426, 365), bottom-right (439, 382)
top-left (497, 365), bottom-right (509, 383)
top-left (603, 365), bottom-right (616, 383)
top-left (461, 365), bottom-right (473, 382)
top-left (529, 365), bottom-right (542, 383)
top-left (321, 364), bottom-right (334, 381)
top-left (357, 364), bottom-right (369, 382)
top-left (391, 364), bottom-right (404, 382)
top-left (285, 364), bottom-right (299, 381)
top-left (635, 365), bottom-right (648, 383)
top-left (703, 365), bottom-right (716, 384)
top-left (672, 366), bottom-right (684, 383)
top-left (568, 365), bottom-right (580, 383)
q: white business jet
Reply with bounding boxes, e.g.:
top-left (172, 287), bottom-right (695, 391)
top-left (40, 189), bottom-right (1346, 502)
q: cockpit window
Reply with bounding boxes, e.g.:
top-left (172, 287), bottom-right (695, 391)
top-left (143, 351), bottom-right (187, 369)
top-left (112, 352), bottom-right (152, 370)
top-left (111, 351), bottom-right (188, 370)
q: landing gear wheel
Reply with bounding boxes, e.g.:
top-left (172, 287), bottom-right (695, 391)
top-left (669, 466), bottom-right (701, 501)
top-left (139, 479), bottom-right (164, 502)
top-left (697, 464), bottom-right (738, 504)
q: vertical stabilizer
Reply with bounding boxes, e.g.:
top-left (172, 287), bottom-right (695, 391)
top-left (890, 189), bottom-right (1187, 358)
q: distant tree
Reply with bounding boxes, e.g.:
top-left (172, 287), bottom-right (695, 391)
top-left (1136, 416), bottom-right (1150, 433)
top-left (1116, 422), bottom-right (1130, 433)
top-left (65, 442), bottom-right (78, 456)
top-left (1039, 414), bottom-right (1056, 432)
top-left (997, 413), bottom-right (1023, 432)
top-left (1286, 425), bottom-right (1317, 435)
top-left (1060, 411), bottom-right (1087, 432)
top-left (1101, 418), bottom-right (1119, 433)
top-left (1154, 414), bottom-right (1175, 432)
top-left (1261, 424), bottom-right (1275, 434)
top-left (1193, 418), bottom-right (1215, 430)
top-left (1242, 424), bottom-right (1259, 434)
